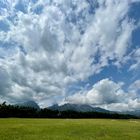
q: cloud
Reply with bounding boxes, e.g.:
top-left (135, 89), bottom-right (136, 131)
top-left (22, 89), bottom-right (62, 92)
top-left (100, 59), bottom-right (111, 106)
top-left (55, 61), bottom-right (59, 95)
top-left (66, 79), bottom-right (140, 111)
top-left (131, 0), bottom-right (140, 2)
top-left (66, 79), bottom-right (126, 105)
top-left (98, 99), bottom-right (140, 112)
top-left (0, 67), bottom-right (11, 96)
top-left (0, 0), bottom-right (139, 108)
top-left (129, 80), bottom-right (140, 93)
top-left (129, 48), bottom-right (140, 70)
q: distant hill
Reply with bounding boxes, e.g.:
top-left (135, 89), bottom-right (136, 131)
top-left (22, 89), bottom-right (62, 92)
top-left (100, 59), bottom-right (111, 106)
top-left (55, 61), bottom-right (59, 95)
top-left (48, 103), bottom-right (111, 113)
top-left (122, 110), bottom-right (140, 117)
top-left (15, 101), bottom-right (140, 117)
top-left (48, 103), bottom-right (140, 117)
top-left (16, 100), bottom-right (40, 110)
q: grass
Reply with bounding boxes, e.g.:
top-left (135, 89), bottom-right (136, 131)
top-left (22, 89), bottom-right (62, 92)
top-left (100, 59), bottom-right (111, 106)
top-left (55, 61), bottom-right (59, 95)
top-left (0, 119), bottom-right (140, 140)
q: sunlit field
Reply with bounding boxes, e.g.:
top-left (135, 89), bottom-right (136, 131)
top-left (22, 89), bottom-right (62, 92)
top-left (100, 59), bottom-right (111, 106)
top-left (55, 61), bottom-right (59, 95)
top-left (0, 119), bottom-right (140, 140)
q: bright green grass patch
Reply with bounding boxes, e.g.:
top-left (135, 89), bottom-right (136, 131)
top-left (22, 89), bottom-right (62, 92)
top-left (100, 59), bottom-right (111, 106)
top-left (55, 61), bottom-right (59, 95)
top-left (0, 119), bottom-right (140, 140)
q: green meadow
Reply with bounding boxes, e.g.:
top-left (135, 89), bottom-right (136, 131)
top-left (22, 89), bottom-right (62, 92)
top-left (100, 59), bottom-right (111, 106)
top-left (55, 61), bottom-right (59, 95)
top-left (0, 119), bottom-right (140, 140)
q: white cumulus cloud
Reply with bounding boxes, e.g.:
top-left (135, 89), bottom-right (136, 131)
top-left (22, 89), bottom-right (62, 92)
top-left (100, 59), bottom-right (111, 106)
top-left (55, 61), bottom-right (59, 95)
top-left (0, 0), bottom-right (139, 108)
top-left (66, 79), bottom-right (140, 111)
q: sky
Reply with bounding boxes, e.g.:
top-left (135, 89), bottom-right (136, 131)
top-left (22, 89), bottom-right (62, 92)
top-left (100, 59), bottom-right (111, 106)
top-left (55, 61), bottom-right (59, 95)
top-left (0, 0), bottom-right (140, 111)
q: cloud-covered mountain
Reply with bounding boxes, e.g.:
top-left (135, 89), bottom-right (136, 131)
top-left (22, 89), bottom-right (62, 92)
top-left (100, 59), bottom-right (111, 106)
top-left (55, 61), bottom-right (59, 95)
top-left (123, 110), bottom-right (140, 117)
top-left (48, 103), bottom-right (111, 113)
top-left (0, 0), bottom-right (140, 112)
top-left (16, 100), bottom-right (40, 110)
top-left (48, 103), bottom-right (140, 117)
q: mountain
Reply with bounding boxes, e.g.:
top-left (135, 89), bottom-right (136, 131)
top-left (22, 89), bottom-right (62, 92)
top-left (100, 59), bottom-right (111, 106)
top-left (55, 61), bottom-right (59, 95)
top-left (48, 103), bottom-right (110, 113)
top-left (16, 100), bottom-right (40, 110)
top-left (122, 110), bottom-right (140, 117)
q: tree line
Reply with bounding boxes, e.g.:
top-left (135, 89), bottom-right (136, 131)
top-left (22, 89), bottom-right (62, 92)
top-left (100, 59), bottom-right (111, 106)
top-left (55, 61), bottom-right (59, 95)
top-left (0, 102), bottom-right (138, 119)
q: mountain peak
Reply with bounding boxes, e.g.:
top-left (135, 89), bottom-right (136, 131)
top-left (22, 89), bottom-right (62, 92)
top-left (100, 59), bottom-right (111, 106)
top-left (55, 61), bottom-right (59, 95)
top-left (48, 103), bottom-right (110, 113)
top-left (16, 100), bottom-right (40, 110)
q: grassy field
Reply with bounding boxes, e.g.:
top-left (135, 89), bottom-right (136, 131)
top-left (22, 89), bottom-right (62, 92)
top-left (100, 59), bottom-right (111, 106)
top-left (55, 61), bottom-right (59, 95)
top-left (0, 119), bottom-right (140, 140)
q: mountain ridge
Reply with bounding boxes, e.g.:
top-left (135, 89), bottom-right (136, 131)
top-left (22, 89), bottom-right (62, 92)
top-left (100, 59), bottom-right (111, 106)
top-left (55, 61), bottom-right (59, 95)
top-left (15, 100), bottom-right (40, 110)
top-left (15, 101), bottom-right (140, 117)
top-left (48, 103), bottom-right (111, 113)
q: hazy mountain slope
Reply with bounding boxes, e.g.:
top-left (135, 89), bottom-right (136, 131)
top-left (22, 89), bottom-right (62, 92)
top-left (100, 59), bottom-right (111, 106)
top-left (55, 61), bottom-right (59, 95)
top-left (16, 100), bottom-right (40, 110)
top-left (48, 103), bottom-right (110, 113)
